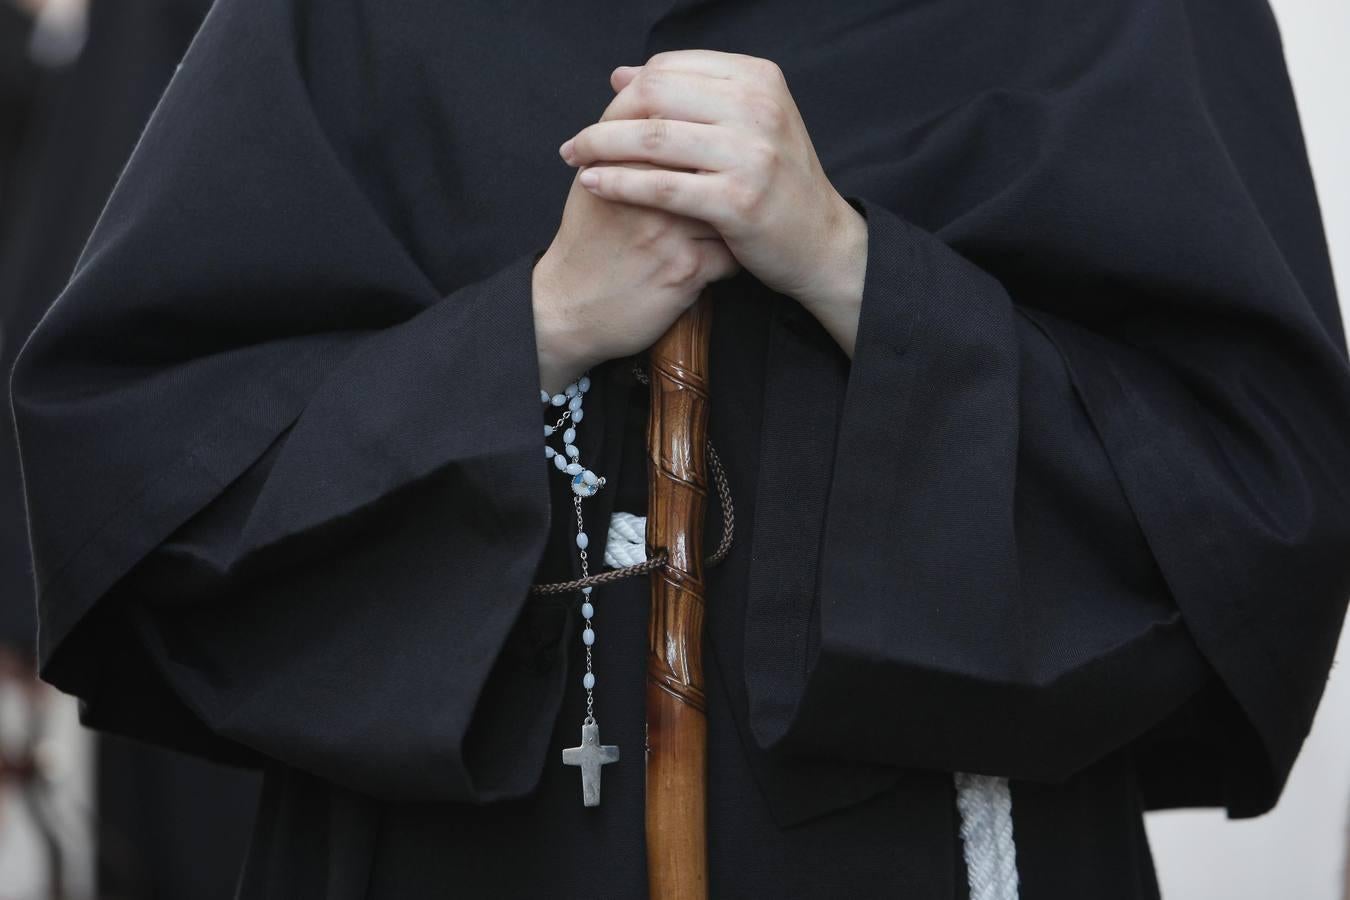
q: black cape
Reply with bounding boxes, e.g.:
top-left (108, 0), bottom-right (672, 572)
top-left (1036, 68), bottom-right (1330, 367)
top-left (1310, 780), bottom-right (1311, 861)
top-left (8, 0), bottom-right (1350, 896)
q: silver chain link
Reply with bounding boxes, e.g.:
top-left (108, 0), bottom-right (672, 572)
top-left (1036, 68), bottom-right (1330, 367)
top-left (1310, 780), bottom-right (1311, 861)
top-left (574, 493), bottom-right (597, 725)
top-left (549, 409), bottom-right (573, 432)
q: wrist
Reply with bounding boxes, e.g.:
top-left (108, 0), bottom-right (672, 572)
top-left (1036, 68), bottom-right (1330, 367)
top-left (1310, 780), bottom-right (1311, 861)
top-left (798, 194), bottom-right (868, 356)
top-left (532, 251), bottom-right (599, 394)
top-left (816, 195), bottom-right (868, 309)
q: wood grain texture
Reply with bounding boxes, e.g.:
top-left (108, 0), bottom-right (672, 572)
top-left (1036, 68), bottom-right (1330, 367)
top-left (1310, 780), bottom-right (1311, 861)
top-left (645, 293), bottom-right (712, 900)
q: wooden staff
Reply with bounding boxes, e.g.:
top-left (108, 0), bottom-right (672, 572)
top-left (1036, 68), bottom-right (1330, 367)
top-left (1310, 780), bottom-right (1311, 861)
top-left (645, 292), bottom-right (713, 900)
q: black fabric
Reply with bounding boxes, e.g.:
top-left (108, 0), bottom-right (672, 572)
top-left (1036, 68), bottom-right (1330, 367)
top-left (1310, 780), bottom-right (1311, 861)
top-left (0, 0), bottom-right (41, 648)
top-left (1, 3), bottom-right (260, 898)
top-left (96, 733), bottom-right (259, 900)
top-left (6, 0), bottom-right (1349, 896)
top-left (0, 0), bottom-right (211, 647)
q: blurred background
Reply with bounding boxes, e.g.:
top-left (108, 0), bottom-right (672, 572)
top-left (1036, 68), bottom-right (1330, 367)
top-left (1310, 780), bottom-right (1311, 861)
top-left (0, 0), bottom-right (1346, 898)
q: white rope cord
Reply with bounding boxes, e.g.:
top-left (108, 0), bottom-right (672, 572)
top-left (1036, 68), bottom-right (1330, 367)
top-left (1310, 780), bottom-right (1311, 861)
top-left (602, 511), bottom-right (1020, 900)
top-left (603, 511), bottom-right (649, 569)
top-left (954, 772), bottom-right (1020, 900)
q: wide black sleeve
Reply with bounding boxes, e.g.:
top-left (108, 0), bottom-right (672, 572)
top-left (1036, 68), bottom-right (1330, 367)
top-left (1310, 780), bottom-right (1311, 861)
top-left (7, 0), bottom-right (573, 802)
top-left (73, 403), bottom-right (578, 804)
top-left (745, 0), bottom-right (1350, 819)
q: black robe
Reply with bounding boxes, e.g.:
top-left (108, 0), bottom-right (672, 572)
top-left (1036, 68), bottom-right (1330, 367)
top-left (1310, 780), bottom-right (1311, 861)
top-left (8, 0), bottom-right (1350, 896)
top-left (1, 1), bottom-right (261, 897)
top-left (1, 0), bottom-right (212, 646)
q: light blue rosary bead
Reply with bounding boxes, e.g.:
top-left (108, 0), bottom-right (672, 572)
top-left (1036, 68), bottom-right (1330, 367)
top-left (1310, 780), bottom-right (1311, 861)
top-left (582, 627), bottom-right (595, 646)
top-left (545, 446), bottom-right (556, 459)
top-left (579, 376), bottom-right (591, 392)
top-left (565, 463), bottom-right (583, 475)
top-left (583, 672), bottom-right (595, 690)
top-left (541, 389), bottom-right (550, 403)
top-left (565, 444), bottom-right (580, 459)
top-left (553, 454), bottom-right (567, 471)
top-left (568, 395), bottom-right (583, 413)
top-left (565, 383), bottom-right (578, 398)
top-left (582, 586), bottom-right (593, 595)
top-left (572, 408), bottom-right (584, 423)
top-left (563, 427), bottom-right (576, 444)
top-left (581, 602), bottom-right (594, 618)
top-left (581, 470), bottom-right (598, 485)
top-left (551, 393), bottom-right (567, 406)
top-left (544, 424), bottom-right (554, 437)
top-left (576, 532), bottom-right (589, 550)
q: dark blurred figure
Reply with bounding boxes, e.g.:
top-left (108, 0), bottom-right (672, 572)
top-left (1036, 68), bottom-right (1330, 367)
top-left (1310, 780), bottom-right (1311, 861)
top-left (1, 1), bottom-right (260, 897)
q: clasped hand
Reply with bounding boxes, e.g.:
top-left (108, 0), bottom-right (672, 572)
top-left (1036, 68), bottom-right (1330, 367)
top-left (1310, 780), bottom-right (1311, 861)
top-left (533, 50), bottom-right (866, 392)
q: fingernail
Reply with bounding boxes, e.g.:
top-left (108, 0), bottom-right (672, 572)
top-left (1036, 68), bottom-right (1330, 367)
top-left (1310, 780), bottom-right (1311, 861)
top-left (559, 139), bottom-right (575, 163)
top-left (579, 169), bottom-right (599, 188)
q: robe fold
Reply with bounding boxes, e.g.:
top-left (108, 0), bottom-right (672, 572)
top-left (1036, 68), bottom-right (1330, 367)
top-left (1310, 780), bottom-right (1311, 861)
top-left (7, 0), bottom-right (1348, 896)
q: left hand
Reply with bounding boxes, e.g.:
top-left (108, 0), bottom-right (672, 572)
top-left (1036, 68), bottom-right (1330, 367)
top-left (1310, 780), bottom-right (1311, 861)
top-left (558, 50), bottom-right (867, 339)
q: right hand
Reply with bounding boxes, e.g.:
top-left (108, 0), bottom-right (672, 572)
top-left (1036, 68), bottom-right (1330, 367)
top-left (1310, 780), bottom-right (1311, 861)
top-left (532, 164), bottom-right (740, 393)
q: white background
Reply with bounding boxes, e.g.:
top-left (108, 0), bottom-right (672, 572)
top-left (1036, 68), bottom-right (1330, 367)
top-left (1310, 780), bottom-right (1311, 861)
top-left (1144, 1), bottom-right (1350, 897)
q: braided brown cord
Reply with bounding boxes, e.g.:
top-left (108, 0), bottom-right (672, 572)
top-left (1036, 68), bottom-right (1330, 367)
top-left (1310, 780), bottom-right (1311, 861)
top-left (528, 553), bottom-right (669, 596)
top-left (529, 364), bottom-right (734, 597)
top-left (705, 440), bottom-right (734, 567)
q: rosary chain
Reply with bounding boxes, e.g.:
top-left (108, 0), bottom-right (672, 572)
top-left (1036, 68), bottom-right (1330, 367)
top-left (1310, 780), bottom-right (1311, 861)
top-left (574, 493), bottom-right (597, 724)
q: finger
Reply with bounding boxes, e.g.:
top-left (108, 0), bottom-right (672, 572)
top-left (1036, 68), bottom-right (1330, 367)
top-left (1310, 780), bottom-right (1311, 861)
top-left (562, 119), bottom-right (736, 172)
top-left (600, 69), bottom-right (744, 125)
top-left (577, 165), bottom-right (729, 225)
top-left (643, 49), bottom-right (767, 79)
top-left (571, 166), bottom-right (720, 237)
top-left (609, 52), bottom-right (784, 93)
top-left (697, 238), bottom-right (741, 282)
top-left (610, 65), bottom-right (641, 92)
top-left (609, 51), bottom-right (742, 93)
top-left (682, 222), bottom-right (724, 241)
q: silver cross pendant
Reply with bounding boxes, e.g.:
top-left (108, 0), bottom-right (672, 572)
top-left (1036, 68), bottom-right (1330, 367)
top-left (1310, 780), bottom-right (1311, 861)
top-left (562, 720), bottom-right (620, 807)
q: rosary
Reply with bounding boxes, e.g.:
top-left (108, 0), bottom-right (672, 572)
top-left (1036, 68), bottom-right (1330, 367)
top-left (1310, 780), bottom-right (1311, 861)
top-left (538, 373), bottom-right (1016, 894)
top-left (541, 376), bottom-right (621, 807)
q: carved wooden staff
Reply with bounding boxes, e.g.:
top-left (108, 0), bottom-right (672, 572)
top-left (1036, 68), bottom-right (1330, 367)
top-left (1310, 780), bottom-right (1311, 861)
top-left (645, 292), bottom-right (713, 900)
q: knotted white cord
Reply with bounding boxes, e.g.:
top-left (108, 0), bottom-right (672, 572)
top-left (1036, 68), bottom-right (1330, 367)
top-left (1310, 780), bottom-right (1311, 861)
top-left (954, 772), bottom-right (1020, 900)
top-left (603, 511), bottom-right (649, 569)
top-left (602, 511), bottom-right (1020, 899)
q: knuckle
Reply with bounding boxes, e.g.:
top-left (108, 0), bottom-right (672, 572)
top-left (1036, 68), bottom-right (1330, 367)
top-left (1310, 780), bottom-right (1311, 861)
top-left (651, 172), bottom-right (680, 203)
top-left (755, 57), bottom-right (785, 84)
top-left (640, 119), bottom-right (669, 151)
top-left (746, 140), bottom-right (778, 172)
top-left (663, 245), bottom-right (703, 285)
top-left (635, 215), bottom-right (671, 246)
top-left (645, 51), bottom-right (674, 70)
top-left (635, 69), bottom-right (665, 100)
top-left (726, 178), bottom-right (764, 219)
